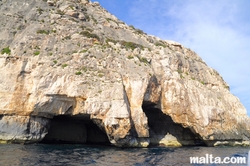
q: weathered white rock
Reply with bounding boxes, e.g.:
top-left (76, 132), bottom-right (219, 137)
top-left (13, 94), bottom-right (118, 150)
top-left (0, 0), bottom-right (249, 147)
top-left (47, 0), bottom-right (54, 6)
top-left (65, 9), bottom-right (79, 18)
top-left (78, 13), bottom-right (86, 21)
top-left (81, 0), bottom-right (89, 4)
top-left (0, 116), bottom-right (49, 143)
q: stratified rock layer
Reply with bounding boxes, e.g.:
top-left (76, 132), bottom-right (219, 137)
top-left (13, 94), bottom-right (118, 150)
top-left (0, 0), bottom-right (249, 147)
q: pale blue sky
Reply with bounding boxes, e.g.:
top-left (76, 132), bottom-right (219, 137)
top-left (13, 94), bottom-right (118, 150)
top-left (95, 0), bottom-right (250, 116)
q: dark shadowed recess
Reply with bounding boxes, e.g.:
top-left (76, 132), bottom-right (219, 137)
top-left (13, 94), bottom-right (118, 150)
top-left (142, 103), bottom-right (206, 146)
top-left (39, 106), bottom-right (206, 146)
top-left (40, 115), bottom-right (110, 145)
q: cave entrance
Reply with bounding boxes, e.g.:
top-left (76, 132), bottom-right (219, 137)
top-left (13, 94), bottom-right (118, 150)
top-left (40, 115), bottom-right (110, 145)
top-left (142, 104), bottom-right (205, 146)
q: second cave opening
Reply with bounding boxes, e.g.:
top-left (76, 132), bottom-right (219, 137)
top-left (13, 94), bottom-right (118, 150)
top-left (142, 104), bottom-right (205, 146)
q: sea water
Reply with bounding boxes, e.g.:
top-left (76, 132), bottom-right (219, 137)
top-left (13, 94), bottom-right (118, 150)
top-left (0, 144), bottom-right (249, 166)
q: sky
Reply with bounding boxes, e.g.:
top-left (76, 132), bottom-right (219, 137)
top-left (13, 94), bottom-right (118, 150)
top-left (94, 0), bottom-right (250, 116)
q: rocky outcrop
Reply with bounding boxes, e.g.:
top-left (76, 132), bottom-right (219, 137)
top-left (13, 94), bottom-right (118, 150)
top-left (0, 0), bottom-right (249, 147)
top-left (0, 116), bottom-right (49, 144)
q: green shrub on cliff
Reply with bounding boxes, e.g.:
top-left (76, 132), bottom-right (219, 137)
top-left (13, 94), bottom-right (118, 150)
top-left (33, 51), bottom-right (40, 56)
top-left (62, 64), bottom-right (68, 68)
top-left (75, 71), bottom-right (82, 75)
top-left (80, 31), bottom-right (100, 40)
top-left (1, 46), bottom-right (11, 55)
top-left (120, 41), bottom-right (144, 51)
top-left (155, 41), bottom-right (167, 48)
top-left (37, 29), bottom-right (50, 35)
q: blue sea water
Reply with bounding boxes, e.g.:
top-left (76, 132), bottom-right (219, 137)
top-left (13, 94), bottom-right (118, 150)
top-left (0, 144), bottom-right (249, 166)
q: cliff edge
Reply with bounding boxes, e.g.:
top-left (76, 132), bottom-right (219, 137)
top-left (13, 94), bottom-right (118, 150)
top-left (0, 0), bottom-right (249, 147)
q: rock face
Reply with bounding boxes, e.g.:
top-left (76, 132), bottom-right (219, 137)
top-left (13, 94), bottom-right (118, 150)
top-left (0, 0), bottom-right (249, 147)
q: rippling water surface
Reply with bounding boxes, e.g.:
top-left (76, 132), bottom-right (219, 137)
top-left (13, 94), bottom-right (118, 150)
top-left (0, 144), bottom-right (249, 166)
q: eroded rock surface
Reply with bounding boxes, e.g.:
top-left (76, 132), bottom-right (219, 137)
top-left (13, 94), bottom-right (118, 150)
top-left (0, 0), bottom-right (249, 147)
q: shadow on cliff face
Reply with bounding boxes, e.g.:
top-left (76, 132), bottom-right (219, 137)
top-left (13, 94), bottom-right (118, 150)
top-left (40, 115), bottom-right (110, 145)
top-left (142, 105), bottom-right (205, 146)
top-left (39, 109), bottom-right (205, 146)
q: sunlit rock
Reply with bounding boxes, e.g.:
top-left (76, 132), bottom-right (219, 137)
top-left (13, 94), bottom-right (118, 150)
top-left (0, 0), bottom-right (249, 147)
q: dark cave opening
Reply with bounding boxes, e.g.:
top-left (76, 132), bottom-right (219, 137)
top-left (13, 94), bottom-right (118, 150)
top-left (142, 104), bottom-right (206, 146)
top-left (40, 115), bottom-right (110, 145)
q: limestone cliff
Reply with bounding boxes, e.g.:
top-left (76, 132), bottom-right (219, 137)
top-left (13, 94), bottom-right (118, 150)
top-left (0, 0), bottom-right (249, 147)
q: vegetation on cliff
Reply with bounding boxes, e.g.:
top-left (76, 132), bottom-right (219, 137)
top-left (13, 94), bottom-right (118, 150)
top-left (0, 0), bottom-right (249, 147)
